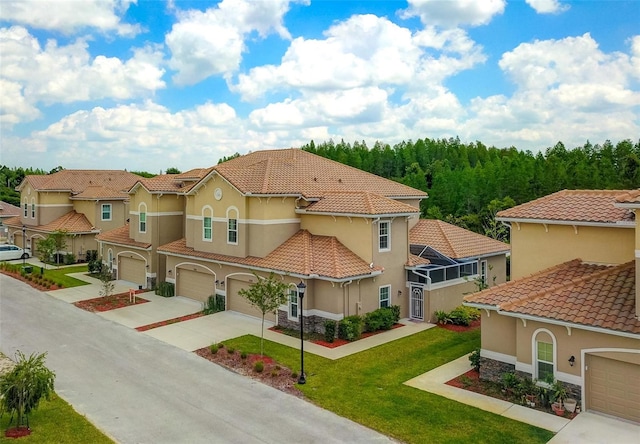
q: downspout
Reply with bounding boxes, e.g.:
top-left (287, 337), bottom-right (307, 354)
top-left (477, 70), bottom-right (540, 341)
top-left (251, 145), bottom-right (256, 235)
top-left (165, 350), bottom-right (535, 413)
top-left (341, 280), bottom-right (352, 318)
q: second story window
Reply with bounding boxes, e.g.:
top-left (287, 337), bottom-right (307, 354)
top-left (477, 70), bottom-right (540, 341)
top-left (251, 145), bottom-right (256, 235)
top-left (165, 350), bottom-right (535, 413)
top-left (228, 218), bottom-right (237, 244)
top-left (379, 221), bottom-right (390, 251)
top-left (139, 212), bottom-right (146, 233)
top-left (101, 204), bottom-right (112, 221)
top-left (203, 217), bottom-right (212, 241)
top-left (31, 202), bottom-right (35, 218)
top-left (23, 202), bottom-right (27, 217)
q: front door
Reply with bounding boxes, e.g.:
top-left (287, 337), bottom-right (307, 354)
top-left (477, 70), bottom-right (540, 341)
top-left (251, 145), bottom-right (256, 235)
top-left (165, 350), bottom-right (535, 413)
top-left (410, 285), bottom-right (424, 321)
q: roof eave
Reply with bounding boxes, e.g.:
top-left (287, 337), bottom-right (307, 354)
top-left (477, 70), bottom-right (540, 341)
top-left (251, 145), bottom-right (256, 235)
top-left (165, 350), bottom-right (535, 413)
top-left (496, 217), bottom-right (635, 228)
top-left (296, 209), bottom-right (419, 218)
top-left (97, 239), bottom-right (152, 251)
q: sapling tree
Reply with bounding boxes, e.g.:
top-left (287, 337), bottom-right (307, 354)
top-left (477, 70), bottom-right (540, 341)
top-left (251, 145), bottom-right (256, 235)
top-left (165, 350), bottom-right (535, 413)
top-left (238, 272), bottom-right (289, 356)
top-left (0, 351), bottom-right (55, 431)
top-left (98, 268), bottom-right (115, 297)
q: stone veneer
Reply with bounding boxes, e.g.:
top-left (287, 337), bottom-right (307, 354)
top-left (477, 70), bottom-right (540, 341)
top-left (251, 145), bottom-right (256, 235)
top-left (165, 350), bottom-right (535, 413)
top-left (277, 310), bottom-right (336, 337)
top-left (481, 357), bottom-right (582, 403)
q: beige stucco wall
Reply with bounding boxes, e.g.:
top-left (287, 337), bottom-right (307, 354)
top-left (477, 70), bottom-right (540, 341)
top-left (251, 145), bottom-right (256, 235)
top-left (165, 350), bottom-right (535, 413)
top-left (486, 254), bottom-right (508, 286)
top-left (300, 214), bottom-right (372, 262)
top-left (425, 280), bottom-right (477, 323)
top-left (26, 190), bottom-right (72, 226)
top-left (510, 223), bottom-right (634, 279)
top-left (480, 311), bottom-right (517, 357)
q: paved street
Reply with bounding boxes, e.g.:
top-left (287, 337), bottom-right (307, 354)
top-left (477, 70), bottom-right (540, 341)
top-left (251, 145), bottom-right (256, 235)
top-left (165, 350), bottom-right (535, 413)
top-left (0, 275), bottom-right (392, 443)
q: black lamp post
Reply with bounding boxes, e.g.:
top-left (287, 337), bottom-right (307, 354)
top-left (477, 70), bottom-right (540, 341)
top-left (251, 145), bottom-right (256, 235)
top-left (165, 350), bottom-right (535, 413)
top-left (21, 225), bottom-right (26, 268)
top-left (297, 280), bottom-right (306, 384)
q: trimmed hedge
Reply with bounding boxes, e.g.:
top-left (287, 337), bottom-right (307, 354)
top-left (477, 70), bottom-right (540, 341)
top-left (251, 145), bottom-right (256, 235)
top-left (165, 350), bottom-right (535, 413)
top-left (338, 315), bottom-right (363, 341)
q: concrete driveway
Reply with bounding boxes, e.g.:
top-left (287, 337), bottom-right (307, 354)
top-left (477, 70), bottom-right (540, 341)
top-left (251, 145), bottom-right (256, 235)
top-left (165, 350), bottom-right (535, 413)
top-left (0, 275), bottom-right (392, 444)
top-left (548, 411), bottom-right (640, 444)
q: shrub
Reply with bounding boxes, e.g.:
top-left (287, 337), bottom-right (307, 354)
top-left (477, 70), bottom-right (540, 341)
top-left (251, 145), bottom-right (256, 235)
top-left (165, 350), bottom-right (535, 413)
top-left (155, 281), bottom-right (175, 297)
top-left (502, 372), bottom-right (519, 392)
top-left (389, 305), bottom-right (401, 323)
top-left (435, 310), bottom-right (451, 324)
top-left (209, 343), bottom-right (219, 354)
top-left (240, 351), bottom-right (247, 360)
top-left (338, 315), bottom-right (363, 341)
top-left (323, 320), bottom-right (336, 343)
top-left (227, 347), bottom-right (235, 354)
top-left (63, 253), bottom-right (76, 265)
top-left (469, 348), bottom-right (481, 372)
top-left (448, 306), bottom-right (471, 326)
top-left (364, 308), bottom-right (395, 332)
top-left (254, 361), bottom-right (264, 373)
top-left (203, 294), bottom-right (225, 314)
top-left (270, 370), bottom-right (279, 377)
top-left (291, 371), bottom-right (298, 379)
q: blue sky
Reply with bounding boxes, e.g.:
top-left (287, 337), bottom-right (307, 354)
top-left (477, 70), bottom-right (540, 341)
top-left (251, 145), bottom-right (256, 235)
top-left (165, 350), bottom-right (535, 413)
top-left (1, 0), bottom-right (638, 173)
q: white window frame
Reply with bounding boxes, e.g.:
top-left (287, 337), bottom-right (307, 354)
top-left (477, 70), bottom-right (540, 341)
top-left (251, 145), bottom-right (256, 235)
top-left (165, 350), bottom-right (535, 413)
top-left (31, 199), bottom-right (35, 219)
top-left (203, 216), bottom-right (212, 241)
top-left (23, 202), bottom-right (27, 217)
top-left (101, 204), bottom-right (112, 221)
top-left (379, 285), bottom-right (391, 308)
top-left (227, 207), bottom-right (238, 245)
top-left (139, 204), bottom-right (147, 233)
top-left (532, 328), bottom-right (557, 382)
top-left (378, 220), bottom-right (390, 252)
top-left (288, 289), bottom-right (299, 321)
top-left (480, 259), bottom-right (488, 285)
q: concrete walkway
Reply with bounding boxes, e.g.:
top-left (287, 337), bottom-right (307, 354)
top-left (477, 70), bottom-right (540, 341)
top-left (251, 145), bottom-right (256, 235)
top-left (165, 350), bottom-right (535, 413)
top-left (405, 354), bottom-right (640, 442)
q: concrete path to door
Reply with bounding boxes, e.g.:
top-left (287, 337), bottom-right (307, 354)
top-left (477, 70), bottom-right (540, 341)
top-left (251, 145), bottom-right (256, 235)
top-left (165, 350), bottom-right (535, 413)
top-left (1, 275), bottom-right (393, 444)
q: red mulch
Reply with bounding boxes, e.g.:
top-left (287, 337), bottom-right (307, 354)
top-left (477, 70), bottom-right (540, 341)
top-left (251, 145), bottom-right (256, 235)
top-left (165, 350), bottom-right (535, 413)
top-left (73, 291), bottom-right (149, 312)
top-left (0, 270), bottom-right (62, 292)
top-left (270, 323), bottom-right (404, 349)
top-left (437, 319), bottom-right (481, 332)
top-left (195, 346), bottom-right (300, 397)
top-left (5, 427), bottom-right (31, 438)
top-left (136, 312), bottom-right (206, 331)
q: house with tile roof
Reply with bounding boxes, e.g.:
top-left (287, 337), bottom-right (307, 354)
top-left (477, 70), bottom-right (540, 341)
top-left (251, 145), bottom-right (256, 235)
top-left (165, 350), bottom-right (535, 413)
top-left (407, 219), bottom-right (509, 322)
top-left (0, 201), bottom-right (21, 242)
top-left (4, 170), bottom-right (141, 262)
top-left (464, 189), bottom-right (640, 423)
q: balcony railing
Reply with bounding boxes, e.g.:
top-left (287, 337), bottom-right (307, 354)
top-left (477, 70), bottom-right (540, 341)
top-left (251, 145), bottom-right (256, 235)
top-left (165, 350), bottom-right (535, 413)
top-left (409, 261), bottom-right (478, 289)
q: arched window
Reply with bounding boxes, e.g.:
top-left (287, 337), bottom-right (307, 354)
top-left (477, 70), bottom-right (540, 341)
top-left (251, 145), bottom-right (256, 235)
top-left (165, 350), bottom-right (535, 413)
top-left (30, 198), bottom-right (36, 219)
top-left (202, 206), bottom-right (213, 241)
top-left (138, 203), bottom-right (147, 233)
top-left (227, 207), bottom-right (238, 245)
top-left (533, 329), bottom-right (556, 381)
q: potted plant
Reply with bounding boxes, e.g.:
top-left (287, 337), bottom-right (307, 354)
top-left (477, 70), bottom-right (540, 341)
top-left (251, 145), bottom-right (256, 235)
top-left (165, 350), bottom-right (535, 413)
top-left (563, 397), bottom-right (578, 413)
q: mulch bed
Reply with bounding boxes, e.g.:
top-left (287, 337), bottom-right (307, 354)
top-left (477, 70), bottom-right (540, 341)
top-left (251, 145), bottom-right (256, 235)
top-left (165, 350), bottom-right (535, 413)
top-left (437, 319), bottom-right (481, 332)
top-left (446, 369), bottom-right (579, 419)
top-left (0, 269), bottom-right (62, 292)
top-left (195, 345), bottom-right (302, 397)
top-left (73, 291), bottom-right (149, 312)
top-left (270, 323), bottom-right (404, 349)
top-left (136, 312), bottom-right (206, 331)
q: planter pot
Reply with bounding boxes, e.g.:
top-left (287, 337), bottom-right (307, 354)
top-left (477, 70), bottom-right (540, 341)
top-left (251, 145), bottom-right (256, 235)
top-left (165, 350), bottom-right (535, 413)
top-left (552, 402), bottom-right (565, 416)
top-left (563, 398), bottom-right (577, 413)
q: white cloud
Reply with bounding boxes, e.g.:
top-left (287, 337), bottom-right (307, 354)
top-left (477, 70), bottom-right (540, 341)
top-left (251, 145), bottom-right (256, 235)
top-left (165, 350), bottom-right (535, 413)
top-left (166, 0), bottom-right (304, 85)
top-left (233, 15), bottom-right (485, 100)
top-left (525, 0), bottom-right (569, 14)
top-left (0, 79), bottom-right (41, 127)
top-left (0, 0), bottom-right (140, 36)
top-left (0, 26), bottom-right (165, 121)
top-left (401, 0), bottom-right (506, 28)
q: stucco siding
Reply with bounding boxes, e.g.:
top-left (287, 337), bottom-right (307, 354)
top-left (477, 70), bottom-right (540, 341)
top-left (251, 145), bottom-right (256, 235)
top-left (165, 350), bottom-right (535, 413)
top-left (481, 312), bottom-right (517, 358)
top-left (425, 280), bottom-right (477, 323)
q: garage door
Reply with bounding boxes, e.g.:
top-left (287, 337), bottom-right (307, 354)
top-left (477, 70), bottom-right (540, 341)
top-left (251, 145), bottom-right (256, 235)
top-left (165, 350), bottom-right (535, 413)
top-left (227, 278), bottom-right (276, 322)
top-left (587, 355), bottom-right (640, 423)
top-left (119, 256), bottom-right (146, 286)
top-left (176, 268), bottom-right (215, 304)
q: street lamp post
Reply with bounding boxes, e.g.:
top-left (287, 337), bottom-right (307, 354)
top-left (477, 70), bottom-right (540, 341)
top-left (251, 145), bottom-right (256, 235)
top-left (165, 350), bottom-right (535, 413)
top-left (297, 281), bottom-right (306, 384)
top-left (21, 225), bottom-right (26, 268)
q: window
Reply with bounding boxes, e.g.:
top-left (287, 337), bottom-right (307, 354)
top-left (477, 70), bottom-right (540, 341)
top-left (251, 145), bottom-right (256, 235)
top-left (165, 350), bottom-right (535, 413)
top-left (139, 211), bottom-right (146, 233)
top-left (203, 217), bottom-right (212, 241)
top-left (228, 218), bottom-right (237, 244)
top-left (480, 260), bottom-right (488, 285)
top-left (379, 285), bottom-right (391, 308)
top-left (23, 202), bottom-right (27, 217)
top-left (379, 221), bottom-right (390, 251)
top-left (31, 202), bottom-right (35, 218)
top-left (101, 204), bottom-right (112, 221)
top-left (288, 289), bottom-right (299, 320)
top-left (537, 341), bottom-right (554, 381)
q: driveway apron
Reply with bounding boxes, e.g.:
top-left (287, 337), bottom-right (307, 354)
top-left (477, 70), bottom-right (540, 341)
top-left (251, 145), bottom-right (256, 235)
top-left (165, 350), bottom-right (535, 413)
top-left (0, 275), bottom-right (391, 444)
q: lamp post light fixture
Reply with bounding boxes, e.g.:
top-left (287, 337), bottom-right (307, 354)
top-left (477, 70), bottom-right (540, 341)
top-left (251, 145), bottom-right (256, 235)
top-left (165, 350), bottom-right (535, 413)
top-left (296, 280), bottom-right (307, 384)
top-left (21, 225), bottom-right (26, 268)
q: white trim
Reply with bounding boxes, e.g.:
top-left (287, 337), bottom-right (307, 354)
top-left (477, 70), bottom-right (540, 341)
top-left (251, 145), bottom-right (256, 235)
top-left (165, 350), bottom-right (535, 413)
top-left (226, 206), bottom-right (239, 245)
top-left (305, 308), bottom-right (344, 321)
top-left (496, 217), bottom-right (634, 229)
top-left (131, 211), bottom-right (183, 217)
top-left (379, 284), bottom-right (391, 308)
top-left (378, 220), bottom-right (391, 252)
top-left (556, 370), bottom-right (582, 386)
top-left (286, 288), bottom-right (299, 322)
top-left (296, 209), bottom-right (418, 218)
top-left (428, 276), bottom-right (477, 291)
top-left (635, 250), bottom-right (640, 258)
top-left (166, 277), bottom-right (176, 284)
top-left (185, 214), bottom-right (299, 225)
top-left (515, 361), bottom-right (533, 374)
top-left (532, 328), bottom-right (557, 380)
top-left (101, 203), bottom-right (112, 221)
top-left (481, 349), bottom-right (516, 365)
top-left (581, 348), bottom-right (640, 410)
top-left (34, 203), bottom-right (74, 208)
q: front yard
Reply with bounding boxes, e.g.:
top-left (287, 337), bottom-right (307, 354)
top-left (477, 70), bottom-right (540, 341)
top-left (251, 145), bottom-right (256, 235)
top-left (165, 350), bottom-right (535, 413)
top-left (215, 328), bottom-right (554, 443)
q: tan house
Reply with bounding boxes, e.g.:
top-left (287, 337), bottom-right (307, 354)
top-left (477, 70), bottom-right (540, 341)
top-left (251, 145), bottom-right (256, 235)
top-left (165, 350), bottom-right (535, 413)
top-left (407, 219), bottom-right (509, 322)
top-left (464, 189), bottom-right (640, 423)
top-left (0, 201), bottom-right (21, 243)
top-left (4, 170), bottom-right (140, 261)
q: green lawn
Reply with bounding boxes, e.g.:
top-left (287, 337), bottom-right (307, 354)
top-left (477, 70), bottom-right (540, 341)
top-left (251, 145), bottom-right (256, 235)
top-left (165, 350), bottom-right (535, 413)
top-left (0, 394), bottom-right (112, 443)
top-left (28, 264), bottom-right (90, 288)
top-left (221, 328), bottom-right (554, 444)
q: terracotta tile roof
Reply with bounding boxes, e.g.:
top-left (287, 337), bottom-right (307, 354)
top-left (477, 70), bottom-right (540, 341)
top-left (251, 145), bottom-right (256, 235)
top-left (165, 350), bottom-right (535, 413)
top-left (496, 190), bottom-right (635, 224)
top-left (410, 219), bottom-right (509, 259)
top-left (464, 259), bottom-right (640, 335)
top-left (21, 170), bottom-right (140, 199)
top-left (615, 190), bottom-right (640, 204)
top-left (174, 168), bottom-right (212, 181)
top-left (158, 230), bottom-right (382, 280)
top-left (210, 149), bottom-right (428, 200)
top-left (134, 168), bottom-right (214, 193)
top-left (37, 211), bottom-right (96, 233)
top-left (304, 191), bottom-right (420, 215)
top-left (406, 254), bottom-right (431, 267)
top-left (0, 201), bottom-right (20, 218)
top-left (96, 225), bottom-right (152, 249)
top-left (71, 185), bottom-right (129, 200)
top-left (2, 216), bottom-right (20, 226)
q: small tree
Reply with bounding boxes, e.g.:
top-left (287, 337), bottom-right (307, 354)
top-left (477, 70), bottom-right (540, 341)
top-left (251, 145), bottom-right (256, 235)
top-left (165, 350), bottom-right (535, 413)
top-left (35, 237), bottom-right (55, 267)
top-left (238, 272), bottom-right (289, 356)
top-left (98, 268), bottom-right (115, 297)
top-left (0, 351), bottom-right (55, 432)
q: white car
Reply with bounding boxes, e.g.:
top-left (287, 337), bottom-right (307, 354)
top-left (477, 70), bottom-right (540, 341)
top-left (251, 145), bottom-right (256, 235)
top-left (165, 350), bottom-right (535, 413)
top-left (0, 244), bottom-right (30, 261)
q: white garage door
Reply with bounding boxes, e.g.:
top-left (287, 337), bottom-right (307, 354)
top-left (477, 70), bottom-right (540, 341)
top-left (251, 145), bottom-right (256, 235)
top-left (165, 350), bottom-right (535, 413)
top-left (227, 278), bottom-right (276, 322)
top-left (119, 256), bottom-right (146, 286)
top-left (587, 354), bottom-right (640, 423)
top-left (176, 268), bottom-right (215, 304)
